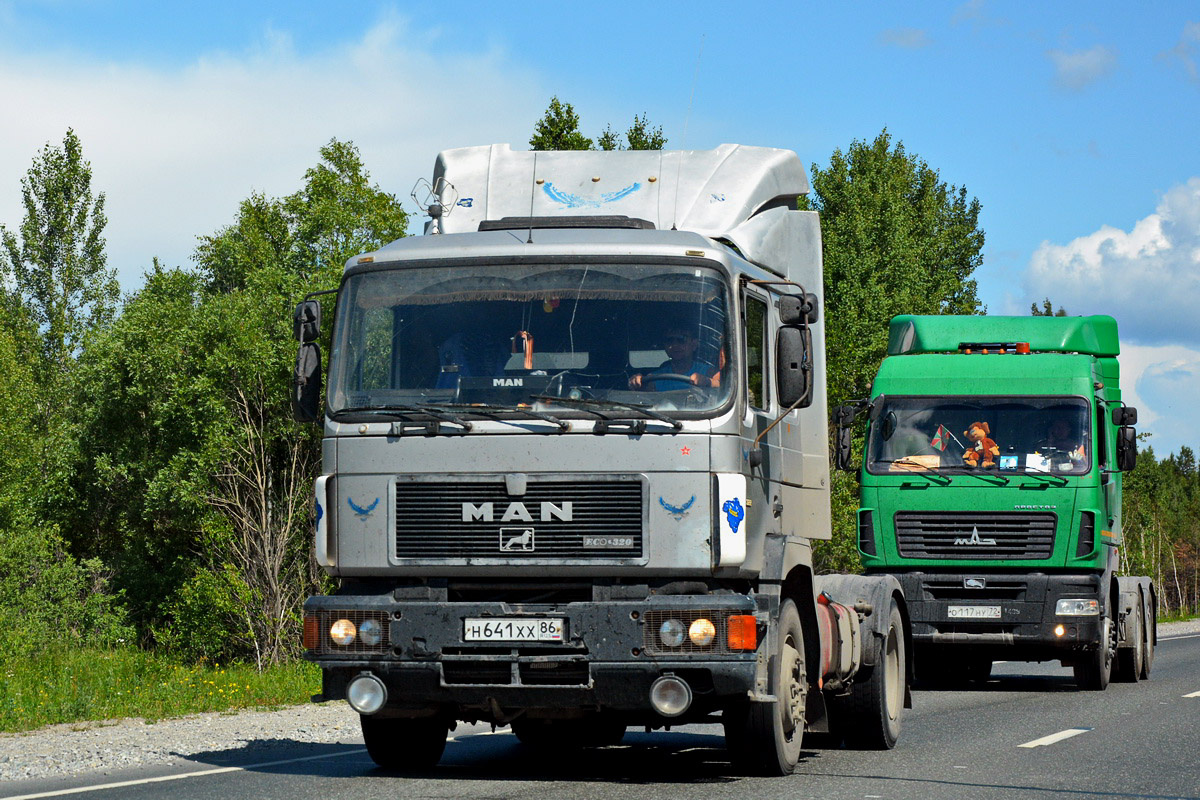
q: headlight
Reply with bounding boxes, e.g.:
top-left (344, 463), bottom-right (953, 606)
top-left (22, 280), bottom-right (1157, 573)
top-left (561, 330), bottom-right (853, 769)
top-left (688, 618), bottom-right (716, 647)
top-left (358, 618), bottom-right (384, 646)
top-left (659, 619), bottom-right (685, 648)
top-left (1055, 599), bottom-right (1100, 616)
top-left (330, 618), bottom-right (357, 645)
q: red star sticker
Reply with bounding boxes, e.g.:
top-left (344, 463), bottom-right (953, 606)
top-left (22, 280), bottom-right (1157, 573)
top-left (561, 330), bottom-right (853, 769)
top-left (680, 446), bottom-right (691, 456)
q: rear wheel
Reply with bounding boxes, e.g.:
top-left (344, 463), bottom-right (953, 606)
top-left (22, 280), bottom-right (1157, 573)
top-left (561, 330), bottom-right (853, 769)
top-left (1073, 593), bottom-right (1115, 690)
top-left (1139, 593), bottom-right (1155, 680)
top-left (361, 715), bottom-right (449, 772)
top-left (724, 599), bottom-right (806, 775)
top-left (964, 658), bottom-right (992, 684)
top-left (839, 602), bottom-right (905, 749)
top-left (1114, 598), bottom-right (1145, 683)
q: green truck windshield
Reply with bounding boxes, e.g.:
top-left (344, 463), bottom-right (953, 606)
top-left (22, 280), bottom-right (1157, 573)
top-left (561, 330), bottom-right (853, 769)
top-left (327, 262), bottom-right (732, 417)
top-left (867, 396), bottom-right (1091, 476)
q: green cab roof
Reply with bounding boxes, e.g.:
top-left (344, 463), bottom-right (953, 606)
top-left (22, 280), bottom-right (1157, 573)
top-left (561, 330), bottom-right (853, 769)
top-left (887, 315), bottom-right (1120, 357)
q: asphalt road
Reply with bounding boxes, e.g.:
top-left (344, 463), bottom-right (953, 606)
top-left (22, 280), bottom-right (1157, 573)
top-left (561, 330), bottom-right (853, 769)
top-left (6, 632), bottom-right (1199, 800)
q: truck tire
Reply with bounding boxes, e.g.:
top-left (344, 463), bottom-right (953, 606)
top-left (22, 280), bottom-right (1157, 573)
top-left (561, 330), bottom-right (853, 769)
top-left (1073, 593), bottom-right (1115, 690)
top-left (1114, 598), bottom-right (1144, 683)
top-left (838, 602), bottom-right (905, 750)
top-left (361, 715), bottom-right (449, 771)
top-left (1139, 593), bottom-right (1155, 680)
top-left (723, 598), bottom-right (805, 775)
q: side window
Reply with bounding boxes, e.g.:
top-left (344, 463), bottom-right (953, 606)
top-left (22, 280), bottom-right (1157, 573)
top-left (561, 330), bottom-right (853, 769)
top-left (744, 293), bottom-right (768, 411)
top-left (1095, 405), bottom-right (1107, 467)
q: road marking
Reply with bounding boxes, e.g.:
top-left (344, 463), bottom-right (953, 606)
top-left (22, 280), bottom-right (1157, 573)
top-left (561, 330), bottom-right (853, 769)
top-left (1160, 632), bottom-right (1200, 641)
top-left (1018, 727), bottom-right (1092, 748)
top-left (3, 748), bottom-right (369, 800)
top-left (1184, 690), bottom-right (1200, 698)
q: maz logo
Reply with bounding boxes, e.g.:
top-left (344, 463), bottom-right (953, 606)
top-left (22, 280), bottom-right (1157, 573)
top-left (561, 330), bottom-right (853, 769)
top-left (953, 527), bottom-right (997, 546)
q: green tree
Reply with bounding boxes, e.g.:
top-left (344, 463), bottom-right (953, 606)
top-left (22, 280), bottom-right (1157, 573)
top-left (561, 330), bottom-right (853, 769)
top-left (1031, 297), bottom-right (1067, 316)
top-left (531, 98), bottom-right (666, 151)
top-left (0, 129), bottom-right (116, 382)
top-left (802, 130), bottom-right (985, 572)
top-left (530, 97), bottom-right (593, 151)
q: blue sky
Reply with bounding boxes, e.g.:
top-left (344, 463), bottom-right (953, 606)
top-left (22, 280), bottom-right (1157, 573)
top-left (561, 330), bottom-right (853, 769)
top-left (1, 1), bottom-right (1197, 453)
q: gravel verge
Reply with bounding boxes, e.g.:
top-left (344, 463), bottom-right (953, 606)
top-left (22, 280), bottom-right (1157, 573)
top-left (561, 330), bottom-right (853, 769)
top-left (3, 619), bottom-right (1198, 784)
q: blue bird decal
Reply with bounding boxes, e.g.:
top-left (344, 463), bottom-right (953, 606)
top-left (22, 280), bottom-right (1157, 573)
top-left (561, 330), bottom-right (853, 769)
top-left (347, 496), bottom-right (380, 520)
top-left (542, 181), bottom-right (641, 209)
top-left (658, 495), bottom-right (696, 520)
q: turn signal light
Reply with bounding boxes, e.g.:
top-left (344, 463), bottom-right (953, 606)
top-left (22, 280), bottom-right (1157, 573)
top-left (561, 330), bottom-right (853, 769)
top-left (727, 615), bottom-right (757, 651)
top-left (303, 616), bottom-right (319, 650)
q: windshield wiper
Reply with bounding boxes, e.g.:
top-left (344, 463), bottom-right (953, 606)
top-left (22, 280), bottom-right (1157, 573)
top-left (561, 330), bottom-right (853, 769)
top-left (874, 459), bottom-right (951, 484)
top-left (956, 469), bottom-right (1010, 486)
top-left (1019, 464), bottom-right (1070, 485)
top-left (437, 403), bottom-right (569, 433)
top-left (337, 404), bottom-right (473, 435)
top-left (530, 395), bottom-right (684, 434)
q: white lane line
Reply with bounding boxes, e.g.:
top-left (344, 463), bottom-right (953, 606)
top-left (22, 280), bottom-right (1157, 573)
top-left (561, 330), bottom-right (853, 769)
top-left (3, 748), bottom-right (368, 800)
top-left (1184, 690), bottom-right (1200, 698)
top-left (1018, 727), bottom-right (1092, 748)
top-left (1160, 632), bottom-right (1200, 641)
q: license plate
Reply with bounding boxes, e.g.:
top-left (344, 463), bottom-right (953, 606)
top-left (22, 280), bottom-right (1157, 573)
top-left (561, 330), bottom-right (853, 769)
top-left (463, 617), bottom-right (565, 642)
top-left (948, 605), bottom-right (1002, 619)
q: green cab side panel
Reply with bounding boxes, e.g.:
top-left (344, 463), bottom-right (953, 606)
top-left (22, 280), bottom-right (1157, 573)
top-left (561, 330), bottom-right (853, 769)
top-left (888, 315), bottom-right (1119, 357)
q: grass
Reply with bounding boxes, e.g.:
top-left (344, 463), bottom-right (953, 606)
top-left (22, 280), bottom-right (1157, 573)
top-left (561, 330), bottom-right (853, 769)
top-left (0, 643), bottom-right (321, 734)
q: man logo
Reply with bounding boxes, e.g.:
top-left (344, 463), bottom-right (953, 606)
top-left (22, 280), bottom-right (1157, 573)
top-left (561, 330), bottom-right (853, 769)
top-left (500, 528), bottom-right (535, 552)
top-left (462, 502), bottom-right (572, 523)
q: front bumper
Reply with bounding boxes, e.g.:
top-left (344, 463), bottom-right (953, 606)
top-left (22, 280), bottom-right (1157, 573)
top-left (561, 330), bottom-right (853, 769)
top-left (304, 592), bottom-right (765, 714)
top-left (875, 571), bottom-right (1104, 660)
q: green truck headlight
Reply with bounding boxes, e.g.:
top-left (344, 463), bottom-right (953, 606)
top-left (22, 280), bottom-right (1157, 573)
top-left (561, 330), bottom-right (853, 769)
top-left (1055, 599), bottom-right (1099, 616)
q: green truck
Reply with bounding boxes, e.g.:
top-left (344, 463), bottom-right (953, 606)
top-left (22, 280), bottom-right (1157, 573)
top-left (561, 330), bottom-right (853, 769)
top-left (834, 315), bottom-right (1155, 690)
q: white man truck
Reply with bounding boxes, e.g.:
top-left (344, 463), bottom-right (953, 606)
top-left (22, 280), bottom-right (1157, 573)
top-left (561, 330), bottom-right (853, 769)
top-left (292, 143), bottom-right (912, 775)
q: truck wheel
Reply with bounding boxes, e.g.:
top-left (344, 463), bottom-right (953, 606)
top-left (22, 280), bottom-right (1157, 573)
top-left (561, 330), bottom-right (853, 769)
top-left (1139, 593), bottom-right (1155, 680)
top-left (1114, 598), bottom-right (1144, 683)
top-left (1073, 593), bottom-right (1115, 690)
top-left (361, 715), bottom-right (449, 771)
top-left (964, 658), bottom-right (992, 684)
top-left (723, 598), bottom-right (805, 775)
top-left (839, 602), bottom-right (905, 750)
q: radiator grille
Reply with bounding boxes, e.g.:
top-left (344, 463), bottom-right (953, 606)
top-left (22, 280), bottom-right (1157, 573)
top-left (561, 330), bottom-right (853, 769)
top-left (396, 480), bottom-right (643, 559)
top-left (894, 511), bottom-right (1056, 560)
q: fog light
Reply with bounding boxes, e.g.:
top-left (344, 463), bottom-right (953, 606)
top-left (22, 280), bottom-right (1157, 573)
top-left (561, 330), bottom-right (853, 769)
top-left (330, 618), bottom-right (357, 646)
top-left (347, 673), bottom-right (387, 715)
top-left (659, 619), bottom-right (685, 648)
top-left (649, 675), bottom-right (692, 717)
top-left (688, 618), bottom-right (716, 647)
top-left (1054, 624), bottom-right (1066, 637)
top-left (359, 618), bottom-right (384, 646)
top-left (1055, 599), bottom-right (1099, 616)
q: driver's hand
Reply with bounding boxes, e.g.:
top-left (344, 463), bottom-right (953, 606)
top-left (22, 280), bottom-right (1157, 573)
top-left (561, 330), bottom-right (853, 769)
top-left (628, 374), bottom-right (644, 389)
top-left (689, 372), bottom-right (711, 388)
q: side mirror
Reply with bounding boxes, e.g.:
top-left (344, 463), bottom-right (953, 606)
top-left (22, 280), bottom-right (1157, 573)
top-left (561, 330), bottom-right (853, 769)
top-left (776, 325), bottom-right (812, 408)
top-left (779, 293), bottom-right (819, 326)
top-left (1111, 406), bottom-right (1138, 426)
top-left (1116, 425), bottom-right (1137, 472)
top-left (292, 342), bottom-right (323, 422)
top-left (294, 300), bottom-right (321, 343)
top-left (835, 423), bottom-right (855, 472)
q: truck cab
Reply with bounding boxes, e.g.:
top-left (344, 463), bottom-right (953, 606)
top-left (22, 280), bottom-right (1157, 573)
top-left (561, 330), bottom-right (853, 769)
top-left (837, 315), bottom-right (1154, 689)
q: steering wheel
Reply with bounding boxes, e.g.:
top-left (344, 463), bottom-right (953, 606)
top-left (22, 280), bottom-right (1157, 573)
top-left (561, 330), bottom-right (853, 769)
top-left (639, 372), bottom-right (698, 385)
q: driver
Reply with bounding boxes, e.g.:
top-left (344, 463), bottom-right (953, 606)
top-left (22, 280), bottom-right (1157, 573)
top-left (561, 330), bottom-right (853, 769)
top-left (1036, 418), bottom-right (1087, 463)
top-left (628, 325), bottom-right (717, 391)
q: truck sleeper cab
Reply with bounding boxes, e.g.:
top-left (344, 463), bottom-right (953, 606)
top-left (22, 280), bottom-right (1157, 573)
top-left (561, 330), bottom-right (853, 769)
top-left (295, 144), bottom-right (910, 775)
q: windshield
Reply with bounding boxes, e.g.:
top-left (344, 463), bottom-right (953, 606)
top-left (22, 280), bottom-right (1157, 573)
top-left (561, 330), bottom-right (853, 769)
top-left (327, 262), bottom-right (732, 418)
top-left (866, 396), bottom-right (1091, 475)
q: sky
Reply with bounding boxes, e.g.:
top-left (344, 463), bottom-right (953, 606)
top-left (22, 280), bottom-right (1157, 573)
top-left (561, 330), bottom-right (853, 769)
top-left (0, 1), bottom-right (1197, 453)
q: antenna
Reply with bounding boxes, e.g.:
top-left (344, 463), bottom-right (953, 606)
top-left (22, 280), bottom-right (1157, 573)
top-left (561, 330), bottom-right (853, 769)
top-left (671, 34), bottom-right (704, 231)
top-left (528, 151), bottom-right (538, 244)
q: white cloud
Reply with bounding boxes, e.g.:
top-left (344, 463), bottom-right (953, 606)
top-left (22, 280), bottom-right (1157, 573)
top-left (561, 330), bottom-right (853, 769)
top-left (0, 14), bottom-right (545, 291)
top-left (879, 28), bottom-right (931, 50)
top-left (1159, 20), bottom-right (1200, 85)
top-left (1046, 45), bottom-right (1118, 91)
top-left (1026, 178), bottom-right (1200, 346)
top-left (1119, 343), bottom-right (1200, 456)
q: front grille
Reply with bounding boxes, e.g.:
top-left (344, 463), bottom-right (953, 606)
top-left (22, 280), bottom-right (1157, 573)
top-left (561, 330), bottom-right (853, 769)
top-left (396, 480), bottom-right (643, 559)
top-left (895, 511), bottom-right (1056, 560)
